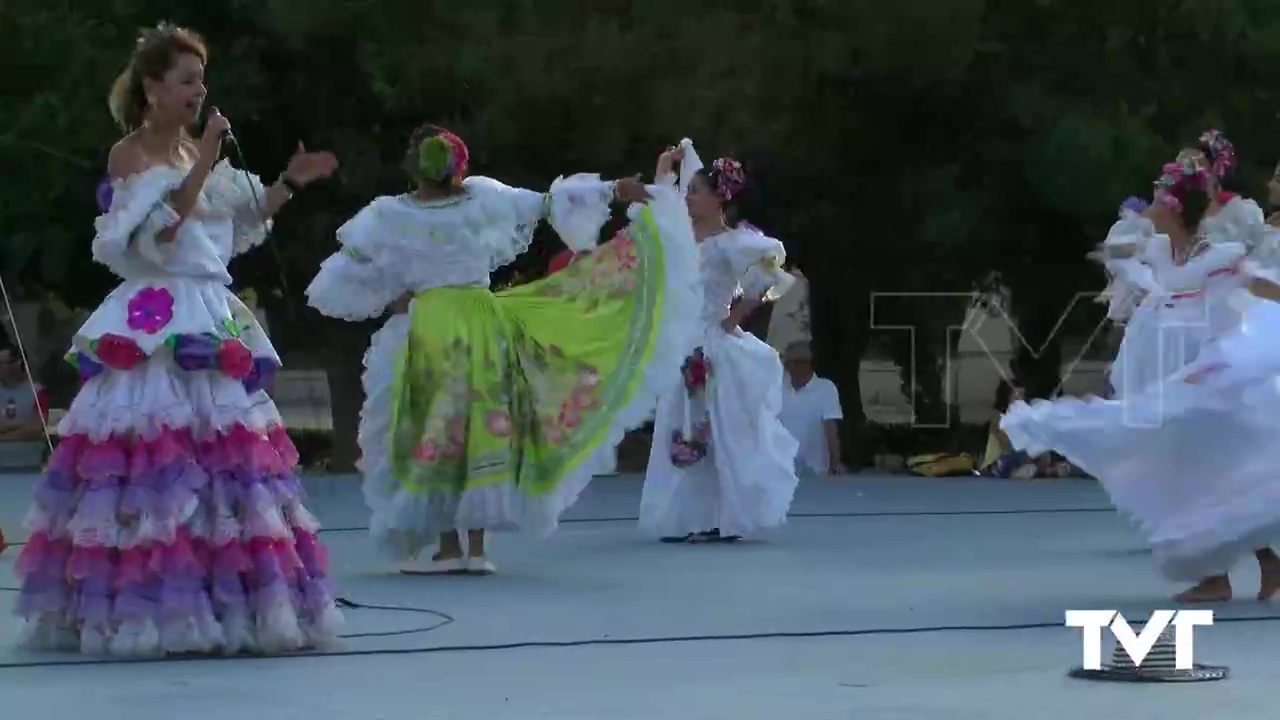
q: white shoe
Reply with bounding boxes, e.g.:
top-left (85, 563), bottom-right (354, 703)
top-left (399, 557), bottom-right (468, 575)
top-left (466, 556), bottom-right (497, 575)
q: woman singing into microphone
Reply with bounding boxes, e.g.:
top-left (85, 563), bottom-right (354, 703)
top-left (13, 23), bottom-right (343, 657)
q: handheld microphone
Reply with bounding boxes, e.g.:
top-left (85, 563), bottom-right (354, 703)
top-left (206, 105), bottom-right (244, 163)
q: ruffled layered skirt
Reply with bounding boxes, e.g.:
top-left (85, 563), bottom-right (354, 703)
top-left (15, 277), bottom-right (342, 656)
top-left (365, 195), bottom-right (701, 560)
top-left (1002, 296), bottom-right (1280, 581)
top-left (638, 325), bottom-right (800, 539)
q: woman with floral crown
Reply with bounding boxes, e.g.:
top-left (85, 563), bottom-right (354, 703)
top-left (14, 24), bottom-right (344, 656)
top-left (305, 124), bottom-right (701, 575)
top-left (1094, 130), bottom-right (1267, 397)
top-left (1003, 145), bottom-right (1280, 603)
top-left (638, 141), bottom-right (801, 544)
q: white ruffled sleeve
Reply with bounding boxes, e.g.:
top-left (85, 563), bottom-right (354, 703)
top-left (1094, 211), bottom-right (1159, 321)
top-left (205, 161), bottom-right (271, 256)
top-left (463, 174), bottom-right (615, 270)
top-left (305, 197), bottom-right (405, 321)
top-left (729, 226), bottom-right (797, 301)
top-left (547, 174), bottom-right (616, 252)
top-left (91, 166), bottom-right (186, 278)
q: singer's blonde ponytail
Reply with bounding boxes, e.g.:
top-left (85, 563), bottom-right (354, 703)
top-left (106, 23), bottom-right (208, 133)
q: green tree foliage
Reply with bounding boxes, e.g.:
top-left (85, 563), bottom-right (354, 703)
top-left (6, 0), bottom-right (1280, 466)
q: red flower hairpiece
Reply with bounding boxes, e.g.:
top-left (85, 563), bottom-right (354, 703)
top-left (711, 157), bottom-right (746, 203)
top-left (1198, 128), bottom-right (1236, 179)
top-left (1153, 158), bottom-right (1209, 213)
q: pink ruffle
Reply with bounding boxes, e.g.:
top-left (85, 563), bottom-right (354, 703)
top-left (14, 422), bottom-right (337, 646)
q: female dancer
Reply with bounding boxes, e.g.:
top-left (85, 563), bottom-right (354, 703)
top-left (305, 124), bottom-right (701, 575)
top-left (14, 24), bottom-right (343, 656)
top-left (638, 142), bottom-right (801, 543)
top-left (1002, 154), bottom-right (1280, 602)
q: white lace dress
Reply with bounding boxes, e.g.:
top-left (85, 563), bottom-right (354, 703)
top-left (15, 160), bottom-right (343, 656)
top-left (638, 225), bottom-right (801, 539)
top-left (1002, 195), bottom-right (1280, 581)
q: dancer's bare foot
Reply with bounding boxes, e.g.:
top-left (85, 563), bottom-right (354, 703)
top-left (399, 531), bottom-right (467, 575)
top-left (1256, 549), bottom-right (1280, 601)
top-left (1174, 575), bottom-right (1232, 603)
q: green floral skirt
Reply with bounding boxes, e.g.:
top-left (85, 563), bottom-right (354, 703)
top-left (387, 203), bottom-right (697, 541)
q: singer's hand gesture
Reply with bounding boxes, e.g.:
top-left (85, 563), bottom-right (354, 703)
top-left (284, 142), bottom-right (339, 187)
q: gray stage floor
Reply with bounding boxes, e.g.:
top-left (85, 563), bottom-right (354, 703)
top-left (0, 473), bottom-right (1273, 719)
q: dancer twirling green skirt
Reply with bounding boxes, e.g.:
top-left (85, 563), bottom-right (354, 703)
top-left (306, 124), bottom-right (700, 574)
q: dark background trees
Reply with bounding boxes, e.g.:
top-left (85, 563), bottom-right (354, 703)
top-left (5, 0), bottom-right (1280, 468)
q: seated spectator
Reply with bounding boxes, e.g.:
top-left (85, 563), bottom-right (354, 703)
top-left (980, 380), bottom-right (1036, 479)
top-left (0, 346), bottom-right (50, 469)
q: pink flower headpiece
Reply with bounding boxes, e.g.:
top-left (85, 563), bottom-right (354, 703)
top-left (1153, 157), bottom-right (1209, 213)
top-left (1198, 128), bottom-right (1236, 179)
top-left (711, 157), bottom-right (746, 203)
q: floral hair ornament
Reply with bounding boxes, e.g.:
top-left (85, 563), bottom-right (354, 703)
top-left (1152, 157), bottom-right (1209, 214)
top-left (710, 157), bottom-right (746, 203)
top-left (1198, 128), bottom-right (1236, 179)
top-left (409, 125), bottom-right (469, 184)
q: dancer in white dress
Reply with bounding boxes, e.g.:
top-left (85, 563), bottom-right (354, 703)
top-left (639, 142), bottom-right (801, 543)
top-left (1002, 149), bottom-right (1280, 602)
top-left (306, 124), bottom-right (701, 575)
top-left (15, 24), bottom-right (344, 656)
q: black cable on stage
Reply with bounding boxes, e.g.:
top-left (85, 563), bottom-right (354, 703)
top-left (332, 597), bottom-right (455, 639)
top-left (0, 606), bottom-right (1274, 671)
top-left (0, 504), bottom-right (1134, 669)
top-left (0, 587), bottom-right (454, 641)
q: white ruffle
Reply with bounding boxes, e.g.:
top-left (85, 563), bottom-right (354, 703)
top-left (304, 202), bottom-right (404, 321)
top-left (70, 277), bottom-right (278, 362)
top-left (305, 253), bottom-right (397, 321)
top-left (696, 226), bottom-right (796, 323)
top-left (305, 176), bottom-right (617, 323)
top-left (545, 173), bottom-right (615, 252)
top-left (93, 166), bottom-right (185, 280)
top-left (205, 161), bottom-right (271, 256)
top-left (1104, 241), bottom-right (1246, 398)
top-left (92, 160), bottom-right (270, 284)
top-left (1094, 212), bottom-right (1156, 322)
top-left (57, 353), bottom-right (283, 441)
top-left (1002, 296), bottom-right (1280, 582)
top-left (465, 174), bottom-right (614, 269)
top-left (357, 313), bottom-right (412, 557)
top-left (358, 183), bottom-right (703, 554)
top-left (532, 183), bottom-right (703, 531)
top-left (734, 227), bottom-right (795, 301)
top-left (639, 325), bottom-right (801, 538)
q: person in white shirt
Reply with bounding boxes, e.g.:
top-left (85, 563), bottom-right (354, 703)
top-left (780, 342), bottom-right (845, 475)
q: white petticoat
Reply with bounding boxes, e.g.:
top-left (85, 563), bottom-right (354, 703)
top-left (639, 326), bottom-right (800, 538)
top-left (356, 313), bottom-right (413, 558)
top-left (1001, 297), bottom-right (1280, 581)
